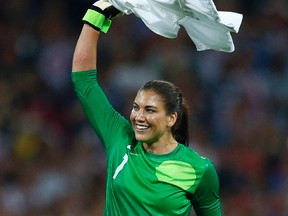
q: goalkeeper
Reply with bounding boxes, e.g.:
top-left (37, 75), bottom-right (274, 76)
top-left (71, 1), bottom-right (222, 215)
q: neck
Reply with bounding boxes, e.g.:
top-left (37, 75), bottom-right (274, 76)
top-left (143, 141), bottom-right (178, 154)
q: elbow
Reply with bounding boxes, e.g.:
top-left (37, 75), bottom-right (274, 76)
top-left (72, 51), bottom-right (96, 72)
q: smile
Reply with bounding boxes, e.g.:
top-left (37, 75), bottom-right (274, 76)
top-left (136, 124), bottom-right (149, 131)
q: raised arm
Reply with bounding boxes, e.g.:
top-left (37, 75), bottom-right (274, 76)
top-left (72, 25), bottom-right (99, 72)
top-left (72, 0), bottom-right (121, 72)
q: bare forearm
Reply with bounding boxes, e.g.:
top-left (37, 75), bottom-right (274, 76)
top-left (72, 24), bottom-right (100, 72)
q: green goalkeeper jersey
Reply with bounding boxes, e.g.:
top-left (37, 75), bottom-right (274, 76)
top-left (72, 70), bottom-right (222, 216)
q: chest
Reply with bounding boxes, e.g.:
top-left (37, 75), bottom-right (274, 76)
top-left (111, 152), bottom-right (197, 214)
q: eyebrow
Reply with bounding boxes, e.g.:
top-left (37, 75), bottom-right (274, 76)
top-left (133, 102), bottom-right (158, 110)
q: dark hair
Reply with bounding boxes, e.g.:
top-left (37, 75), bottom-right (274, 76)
top-left (139, 80), bottom-right (189, 146)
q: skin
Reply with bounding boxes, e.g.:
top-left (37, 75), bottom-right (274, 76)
top-left (130, 89), bottom-right (179, 154)
top-left (72, 25), bottom-right (98, 72)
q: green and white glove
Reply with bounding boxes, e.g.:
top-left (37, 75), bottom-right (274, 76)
top-left (82, 0), bottom-right (122, 33)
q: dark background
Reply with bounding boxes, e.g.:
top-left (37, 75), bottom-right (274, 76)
top-left (0, 0), bottom-right (287, 215)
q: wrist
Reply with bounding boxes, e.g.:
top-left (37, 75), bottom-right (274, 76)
top-left (82, 8), bottom-right (112, 33)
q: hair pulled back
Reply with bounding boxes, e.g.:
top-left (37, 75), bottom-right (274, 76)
top-left (139, 80), bottom-right (189, 146)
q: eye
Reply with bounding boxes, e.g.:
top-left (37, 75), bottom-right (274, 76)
top-left (132, 104), bottom-right (139, 111)
top-left (146, 108), bottom-right (155, 113)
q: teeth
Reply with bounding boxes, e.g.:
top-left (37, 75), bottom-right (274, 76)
top-left (136, 125), bottom-right (148, 130)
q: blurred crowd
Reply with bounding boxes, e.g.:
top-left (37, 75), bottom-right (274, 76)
top-left (0, 0), bottom-right (287, 215)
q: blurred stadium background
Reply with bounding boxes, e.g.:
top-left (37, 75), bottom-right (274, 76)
top-left (0, 0), bottom-right (287, 215)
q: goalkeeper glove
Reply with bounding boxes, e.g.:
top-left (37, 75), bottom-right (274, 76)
top-left (82, 0), bottom-right (122, 33)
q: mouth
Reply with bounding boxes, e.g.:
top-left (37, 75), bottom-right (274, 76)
top-left (135, 124), bottom-right (149, 131)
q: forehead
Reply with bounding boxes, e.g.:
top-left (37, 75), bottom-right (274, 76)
top-left (134, 90), bottom-right (165, 106)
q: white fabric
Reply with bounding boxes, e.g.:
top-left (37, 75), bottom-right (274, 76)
top-left (108, 0), bottom-right (243, 52)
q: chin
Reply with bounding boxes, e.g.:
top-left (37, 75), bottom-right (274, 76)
top-left (135, 136), bottom-right (144, 142)
top-left (135, 134), bottom-right (148, 143)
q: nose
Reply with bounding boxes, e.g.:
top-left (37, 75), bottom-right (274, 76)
top-left (135, 110), bottom-right (145, 121)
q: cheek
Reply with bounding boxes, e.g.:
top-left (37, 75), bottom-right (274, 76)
top-left (129, 111), bottom-right (135, 122)
top-left (153, 116), bottom-right (169, 128)
top-left (147, 116), bottom-right (162, 126)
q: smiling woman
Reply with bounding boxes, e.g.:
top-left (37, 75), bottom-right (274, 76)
top-left (138, 80), bottom-right (190, 145)
top-left (130, 82), bottom-right (186, 154)
top-left (71, 0), bottom-right (222, 215)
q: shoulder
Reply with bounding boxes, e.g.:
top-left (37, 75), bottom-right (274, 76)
top-left (177, 144), bottom-right (219, 188)
top-left (178, 144), bottom-right (214, 170)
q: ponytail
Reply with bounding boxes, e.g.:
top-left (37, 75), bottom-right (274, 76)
top-left (172, 98), bottom-right (189, 146)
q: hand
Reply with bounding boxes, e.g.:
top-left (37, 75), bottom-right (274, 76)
top-left (82, 0), bottom-right (123, 33)
top-left (92, 0), bottom-right (122, 19)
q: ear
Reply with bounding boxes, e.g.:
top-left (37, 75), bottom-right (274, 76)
top-left (167, 112), bottom-right (178, 127)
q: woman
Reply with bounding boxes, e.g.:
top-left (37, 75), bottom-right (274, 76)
top-left (71, 1), bottom-right (222, 215)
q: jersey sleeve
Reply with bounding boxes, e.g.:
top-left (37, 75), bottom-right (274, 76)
top-left (71, 70), bottom-right (133, 150)
top-left (191, 161), bottom-right (222, 216)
